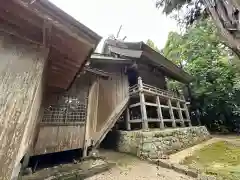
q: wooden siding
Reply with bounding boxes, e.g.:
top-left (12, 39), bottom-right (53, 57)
top-left (33, 72), bottom-right (97, 155)
top-left (87, 81), bottom-right (100, 141)
top-left (83, 80), bottom-right (100, 156)
top-left (90, 64), bottom-right (129, 145)
top-left (33, 124), bottom-right (85, 155)
top-left (138, 64), bottom-right (167, 90)
top-left (0, 32), bottom-right (47, 180)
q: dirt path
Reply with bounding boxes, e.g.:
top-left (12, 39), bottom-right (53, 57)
top-left (86, 150), bottom-right (195, 180)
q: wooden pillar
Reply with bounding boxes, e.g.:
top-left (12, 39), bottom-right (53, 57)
top-left (156, 96), bottom-right (164, 129)
top-left (138, 77), bottom-right (148, 129)
top-left (125, 108), bottom-right (131, 130)
top-left (177, 101), bottom-right (185, 127)
top-left (184, 102), bottom-right (192, 126)
top-left (168, 99), bottom-right (176, 128)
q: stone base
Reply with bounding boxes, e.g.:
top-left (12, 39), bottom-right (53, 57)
top-left (116, 126), bottom-right (210, 159)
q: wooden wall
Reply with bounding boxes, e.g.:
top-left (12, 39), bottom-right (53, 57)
top-left (0, 32), bottom-right (47, 180)
top-left (33, 124), bottom-right (85, 155)
top-left (138, 64), bottom-right (167, 90)
top-left (33, 72), bottom-right (97, 155)
top-left (91, 63), bottom-right (129, 144)
top-left (86, 80), bottom-right (99, 143)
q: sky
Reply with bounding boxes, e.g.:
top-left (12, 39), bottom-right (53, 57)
top-left (50, 0), bottom-right (179, 52)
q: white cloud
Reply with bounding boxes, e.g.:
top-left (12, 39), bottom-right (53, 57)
top-left (50, 0), bottom-right (178, 52)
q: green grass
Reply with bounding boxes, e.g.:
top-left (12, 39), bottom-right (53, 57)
top-left (182, 141), bottom-right (240, 180)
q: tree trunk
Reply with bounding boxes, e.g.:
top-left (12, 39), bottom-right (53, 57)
top-left (203, 0), bottom-right (240, 55)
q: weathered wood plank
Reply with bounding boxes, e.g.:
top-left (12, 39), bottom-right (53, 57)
top-left (83, 81), bottom-right (99, 157)
top-left (0, 32), bottom-right (47, 180)
top-left (138, 77), bottom-right (148, 129)
top-left (168, 99), bottom-right (176, 128)
top-left (33, 125), bottom-right (85, 155)
top-left (125, 108), bottom-right (131, 130)
top-left (156, 96), bottom-right (164, 129)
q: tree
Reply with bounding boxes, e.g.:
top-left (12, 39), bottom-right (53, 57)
top-left (146, 39), bottom-right (160, 52)
top-left (156, 0), bottom-right (240, 58)
top-left (163, 18), bottom-right (240, 132)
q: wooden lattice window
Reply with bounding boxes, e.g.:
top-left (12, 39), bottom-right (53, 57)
top-left (42, 73), bottom-right (92, 123)
top-left (42, 96), bottom-right (88, 123)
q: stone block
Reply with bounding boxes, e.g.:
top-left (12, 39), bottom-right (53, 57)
top-left (115, 126), bottom-right (210, 160)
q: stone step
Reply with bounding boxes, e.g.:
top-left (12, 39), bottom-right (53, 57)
top-left (20, 159), bottom-right (115, 180)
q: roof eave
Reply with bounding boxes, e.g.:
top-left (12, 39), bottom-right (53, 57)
top-left (141, 43), bottom-right (193, 84)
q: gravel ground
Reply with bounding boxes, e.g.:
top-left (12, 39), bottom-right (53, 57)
top-left (86, 150), bottom-right (195, 180)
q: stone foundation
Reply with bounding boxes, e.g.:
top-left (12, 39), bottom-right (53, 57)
top-left (116, 126), bottom-right (210, 159)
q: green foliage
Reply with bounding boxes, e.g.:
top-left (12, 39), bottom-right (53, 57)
top-left (156, 0), bottom-right (204, 27)
top-left (146, 39), bottom-right (160, 53)
top-left (156, 0), bottom-right (190, 15)
top-left (163, 18), bottom-right (240, 132)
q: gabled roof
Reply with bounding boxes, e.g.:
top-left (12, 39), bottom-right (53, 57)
top-left (1, 0), bottom-right (101, 89)
top-left (101, 39), bottom-right (193, 83)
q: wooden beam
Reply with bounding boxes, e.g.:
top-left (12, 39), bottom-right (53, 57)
top-left (93, 79), bottom-right (100, 133)
top-left (129, 119), bottom-right (142, 123)
top-left (39, 122), bottom-right (85, 126)
top-left (156, 96), bottom-right (164, 129)
top-left (147, 118), bottom-right (161, 122)
top-left (125, 108), bottom-right (131, 130)
top-left (160, 105), bottom-right (170, 109)
top-left (138, 77), bottom-right (148, 129)
top-left (93, 97), bottom-right (129, 148)
top-left (168, 99), bottom-right (176, 128)
top-left (177, 101), bottom-right (185, 127)
top-left (145, 102), bottom-right (158, 107)
top-left (129, 102), bottom-right (141, 108)
top-left (183, 103), bottom-right (192, 126)
top-left (142, 89), bottom-right (185, 102)
top-left (83, 81), bottom-right (97, 157)
top-left (0, 18), bottom-right (42, 45)
top-left (0, 6), bottom-right (41, 32)
top-left (163, 119), bottom-right (174, 122)
top-left (0, 1), bottom-right (43, 28)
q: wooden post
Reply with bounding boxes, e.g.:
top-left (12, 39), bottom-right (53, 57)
top-left (177, 101), bottom-right (185, 127)
top-left (125, 108), bottom-right (131, 130)
top-left (156, 96), bottom-right (164, 129)
top-left (83, 81), bottom-right (97, 157)
top-left (168, 99), bottom-right (176, 128)
top-left (184, 102), bottom-right (192, 126)
top-left (138, 77), bottom-right (148, 129)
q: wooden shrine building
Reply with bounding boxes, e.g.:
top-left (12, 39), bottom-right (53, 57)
top-left (0, 1), bottom-right (193, 179)
top-left (93, 39), bottom-right (193, 131)
top-left (0, 1), bottom-right (101, 179)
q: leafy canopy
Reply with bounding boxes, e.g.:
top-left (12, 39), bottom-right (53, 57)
top-left (164, 18), bottom-right (240, 132)
top-left (146, 39), bottom-right (160, 53)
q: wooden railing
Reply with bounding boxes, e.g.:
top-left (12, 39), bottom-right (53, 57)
top-left (126, 77), bottom-right (191, 130)
top-left (129, 82), bottom-right (185, 101)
